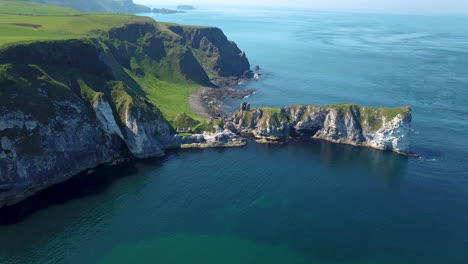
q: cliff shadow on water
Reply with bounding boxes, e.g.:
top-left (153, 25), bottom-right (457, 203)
top-left (0, 140), bottom-right (409, 225)
top-left (257, 138), bottom-right (410, 184)
top-left (0, 158), bottom-right (164, 225)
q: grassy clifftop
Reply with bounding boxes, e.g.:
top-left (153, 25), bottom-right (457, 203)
top-left (28, 0), bottom-right (150, 13)
top-left (238, 104), bottom-right (411, 132)
top-left (0, 0), bottom-right (150, 45)
top-left (0, 0), bottom-right (81, 15)
top-left (0, 0), bottom-right (251, 123)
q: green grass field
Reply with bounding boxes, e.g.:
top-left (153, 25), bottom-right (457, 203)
top-left (0, 0), bottom-right (151, 46)
top-left (0, 0), bottom-right (208, 122)
top-left (0, 0), bottom-right (81, 16)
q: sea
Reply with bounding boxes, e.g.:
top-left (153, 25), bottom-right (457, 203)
top-left (1, 6), bottom-right (468, 264)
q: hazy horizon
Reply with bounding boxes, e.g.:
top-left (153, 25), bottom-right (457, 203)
top-left (134, 0), bottom-right (468, 14)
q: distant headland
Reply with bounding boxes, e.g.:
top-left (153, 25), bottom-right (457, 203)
top-left (152, 8), bottom-right (186, 14)
top-left (177, 5), bottom-right (196, 10)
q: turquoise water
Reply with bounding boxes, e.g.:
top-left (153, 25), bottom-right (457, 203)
top-left (1, 7), bottom-right (468, 264)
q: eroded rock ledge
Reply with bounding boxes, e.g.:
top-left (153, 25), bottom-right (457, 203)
top-left (0, 101), bottom-right (414, 208)
top-left (226, 103), bottom-right (414, 155)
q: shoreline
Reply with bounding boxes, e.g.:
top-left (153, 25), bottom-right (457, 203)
top-left (189, 78), bottom-right (256, 119)
top-left (188, 77), bottom-right (418, 158)
top-left (0, 130), bottom-right (415, 224)
top-left (0, 76), bottom-right (418, 217)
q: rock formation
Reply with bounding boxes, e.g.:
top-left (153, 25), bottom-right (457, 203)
top-left (230, 104), bottom-right (413, 154)
top-left (240, 102), bottom-right (251, 111)
top-left (152, 8), bottom-right (186, 14)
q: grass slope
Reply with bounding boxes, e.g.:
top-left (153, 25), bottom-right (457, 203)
top-left (0, 1), bottom-right (150, 46)
top-left (29, 0), bottom-right (150, 13)
top-left (245, 104), bottom-right (410, 131)
top-left (0, 0), bottom-right (81, 16)
top-left (0, 0), bottom-right (211, 122)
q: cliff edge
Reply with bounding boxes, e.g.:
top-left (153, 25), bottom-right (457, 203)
top-left (0, 6), bottom-right (251, 207)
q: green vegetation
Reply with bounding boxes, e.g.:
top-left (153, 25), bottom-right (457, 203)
top-left (28, 0), bottom-right (150, 13)
top-left (237, 104), bottom-right (410, 132)
top-left (171, 113), bottom-right (217, 133)
top-left (360, 106), bottom-right (410, 131)
top-left (0, 2), bottom-right (150, 45)
top-left (177, 133), bottom-right (193, 137)
top-left (325, 103), bottom-right (409, 119)
top-left (0, 0), bottom-right (81, 16)
top-left (172, 112), bottom-right (200, 129)
top-left (127, 60), bottom-right (203, 121)
top-left (0, 64), bottom-right (76, 124)
top-left (325, 103), bottom-right (359, 113)
top-left (0, 0), bottom-right (248, 133)
top-left (237, 110), bottom-right (254, 127)
top-left (193, 121), bottom-right (216, 133)
top-left (257, 107), bottom-right (289, 128)
top-left (77, 79), bottom-right (104, 104)
top-left (322, 103), bottom-right (410, 131)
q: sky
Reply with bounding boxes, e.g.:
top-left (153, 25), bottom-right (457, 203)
top-left (134, 0), bottom-right (468, 14)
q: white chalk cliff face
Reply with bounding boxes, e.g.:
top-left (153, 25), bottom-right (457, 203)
top-left (231, 104), bottom-right (412, 154)
top-left (93, 98), bottom-right (174, 158)
top-left (0, 96), bottom-right (181, 206)
top-left (0, 98), bottom-right (125, 207)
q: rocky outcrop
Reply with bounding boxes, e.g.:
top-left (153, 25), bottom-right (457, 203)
top-left (0, 65), bottom-right (126, 207)
top-left (231, 104), bottom-right (413, 154)
top-left (176, 130), bottom-right (246, 149)
top-left (167, 26), bottom-right (251, 79)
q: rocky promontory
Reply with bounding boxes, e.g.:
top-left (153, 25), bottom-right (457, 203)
top-left (229, 103), bottom-right (413, 155)
top-left (177, 5), bottom-right (196, 10)
top-left (152, 8), bottom-right (186, 14)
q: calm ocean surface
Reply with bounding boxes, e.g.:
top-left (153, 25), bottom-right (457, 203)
top-left (1, 7), bottom-right (468, 264)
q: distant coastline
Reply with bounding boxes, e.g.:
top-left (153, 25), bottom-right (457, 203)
top-left (152, 8), bottom-right (186, 14)
top-left (177, 5), bottom-right (196, 10)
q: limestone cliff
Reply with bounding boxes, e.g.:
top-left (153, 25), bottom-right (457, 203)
top-left (230, 103), bottom-right (413, 154)
top-left (0, 21), bottom-right (251, 207)
top-left (167, 25), bottom-right (251, 80)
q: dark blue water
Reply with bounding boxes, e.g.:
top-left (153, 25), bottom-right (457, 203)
top-left (1, 7), bottom-right (468, 264)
